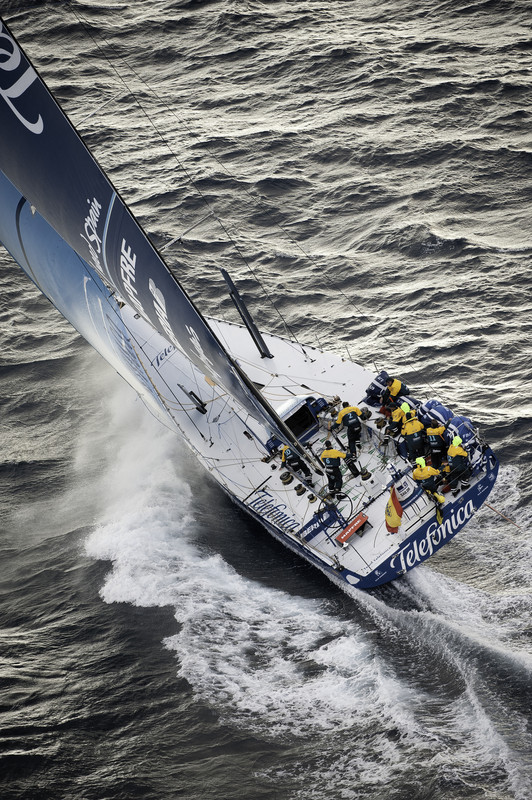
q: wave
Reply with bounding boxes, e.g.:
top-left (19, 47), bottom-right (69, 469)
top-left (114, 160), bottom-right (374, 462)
top-left (78, 378), bottom-right (532, 796)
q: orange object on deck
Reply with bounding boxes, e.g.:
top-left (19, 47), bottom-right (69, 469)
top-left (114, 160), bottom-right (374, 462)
top-left (336, 513), bottom-right (369, 544)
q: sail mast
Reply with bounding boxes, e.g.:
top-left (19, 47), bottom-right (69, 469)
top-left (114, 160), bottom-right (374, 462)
top-left (0, 16), bottom-right (315, 465)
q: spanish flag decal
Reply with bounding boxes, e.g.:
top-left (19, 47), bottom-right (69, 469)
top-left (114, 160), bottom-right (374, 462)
top-left (385, 487), bottom-right (403, 533)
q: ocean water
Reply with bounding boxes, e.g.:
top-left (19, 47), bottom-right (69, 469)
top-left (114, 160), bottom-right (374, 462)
top-left (1, 1), bottom-right (532, 799)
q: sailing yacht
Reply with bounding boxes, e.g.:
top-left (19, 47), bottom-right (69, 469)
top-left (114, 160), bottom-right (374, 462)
top-left (0, 18), bottom-right (498, 590)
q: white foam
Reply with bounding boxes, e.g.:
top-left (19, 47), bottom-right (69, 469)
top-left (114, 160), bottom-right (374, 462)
top-left (399, 465), bottom-right (532, 663)
top-left (81, 381), bottom-right (420, 750)
top-left (80, 375), bottom-right (532, 796)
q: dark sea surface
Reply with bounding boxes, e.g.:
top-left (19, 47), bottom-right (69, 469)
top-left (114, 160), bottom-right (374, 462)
top-left (1, 1), bottom-right (532, 798)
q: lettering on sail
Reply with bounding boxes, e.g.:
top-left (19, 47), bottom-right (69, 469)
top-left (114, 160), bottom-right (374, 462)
top-left (149, 279), bottom-right (181, 350)
top-left (154, 345), bottom-right (175, 369)
top-left (147, 280), bottom-right (226, 385)
top-left (390, 500), bottom-right (475, 574)
top-left (0, 22), bottom-right (43, 134)
top-left (120, 238), bottom-right (143, 314)
top-left (80, 198), bottom-right (104, 275)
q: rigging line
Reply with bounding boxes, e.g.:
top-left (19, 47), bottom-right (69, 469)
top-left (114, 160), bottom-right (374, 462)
top-left (208, 455), bottom-right (269, 466)
top-left (134, 392), bottom-right (186, 435)
top-left (227, 356), bottom-right (348, 393)
top-left (78, 91), bottom-right (122, 123)
top-left (127, 335), bottom-right (209, 442)
top-left (211, 316), bottom-right (311, 361)
top-left (66, 6), bottom-right (441, 402)
top-left (64, 3), bottom-right (302, 350)
top-left (62, 14), bottom-right (373, 361)
top-left (160, 213), bottom-right (214, 252)
top-left (34, 8), bottom-right (303, 460)
top-left (184, 345), bottom-right (210, 409)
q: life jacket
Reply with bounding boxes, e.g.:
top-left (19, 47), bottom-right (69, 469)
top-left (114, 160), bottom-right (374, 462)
top-left (447, 443), bottom-right (468, 469)
top-left (281, 445), bottom-right (301, 467)
top-left (413, 465), bottom-right (440, 482)
top-left (426, 424), bottom-right (446, 451)
top-left (391, 406), bottom-right (406, 424)
top-left (336, 406), bottom-right (362, 429)
top-left (402, 413), bottom-right (424, 437)
top-left (320, 448), bottom-right (346, 471)
top-left (447, 443), bottom-right (467, 458)
top-left (388, 378), bottom-right (408, 398)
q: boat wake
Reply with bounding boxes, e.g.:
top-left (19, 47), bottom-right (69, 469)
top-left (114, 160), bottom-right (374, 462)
top-left (83, 381), bottom-right (532, 798)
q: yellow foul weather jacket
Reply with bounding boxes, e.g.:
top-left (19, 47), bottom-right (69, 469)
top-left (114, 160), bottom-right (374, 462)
top-left (320, 447), bottom-right (346, 468)
top-left (402, 414), bottom-right (424, 437)
top-left (387, 379), bottom-right (403, 398)
top-left (412, 465), bottom-right (440, 482)
top-left (335, 406), bottom-right (362, 426)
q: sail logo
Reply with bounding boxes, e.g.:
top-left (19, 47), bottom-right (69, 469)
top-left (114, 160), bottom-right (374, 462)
top-left (144, 284), bottom-right (223, 388)
top-left (390, 499), bottom-right (475, 574)
top-left (248, 489), bottom-right (299, 533)
top-left (154, 345), bottom-right (175, 369)
top-left (300, 508), bottom-right (337, 541)
top-left (0, 22), bottom-right (43, 134)
top-left (120, 238), bottom-right (143, 315)
top-left (149, 279), bottom-right (181, 349)
top-left (80, 197), bottom-right (104, 273)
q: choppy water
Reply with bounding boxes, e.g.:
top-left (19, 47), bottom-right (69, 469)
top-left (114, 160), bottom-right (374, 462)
top-left (2, 1), bottom-right (532, 798)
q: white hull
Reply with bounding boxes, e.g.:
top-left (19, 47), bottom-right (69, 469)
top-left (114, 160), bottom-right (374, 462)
top-left (121, 304), bottom-right (499, 590)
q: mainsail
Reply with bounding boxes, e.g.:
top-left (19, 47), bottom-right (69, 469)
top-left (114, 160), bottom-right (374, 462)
top-left (0, 18), bottom-right (299, 448)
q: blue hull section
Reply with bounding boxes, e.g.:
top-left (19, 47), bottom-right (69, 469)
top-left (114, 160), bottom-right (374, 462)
top-left (354, 459), bottom-right (499, 588)
top-left (237, 456), bottom-right (499, 590)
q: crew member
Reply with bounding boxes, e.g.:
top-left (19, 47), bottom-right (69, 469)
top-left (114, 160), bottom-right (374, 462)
top-left (320, 440), bottom-right (347, 497)
top-left (413, 457), bottom-right (444, 503)
top-left (446, 436), bottom-right (470, 496)
top-left (381, 376), bottom-right (410, 409)
top-left (401, 404), bottom-right (425, 462)
top-left (426, 419), bottom-right (446, 469)
top-left (386, 402), bottom-right (407, 437)
top-left (332, 402), bottom-right (362, 457)
top-left (281, 444), bottom-right (314, 486)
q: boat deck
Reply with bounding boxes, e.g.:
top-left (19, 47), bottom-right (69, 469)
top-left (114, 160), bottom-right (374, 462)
top-left (118, 308), bottom-right (494, 584)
